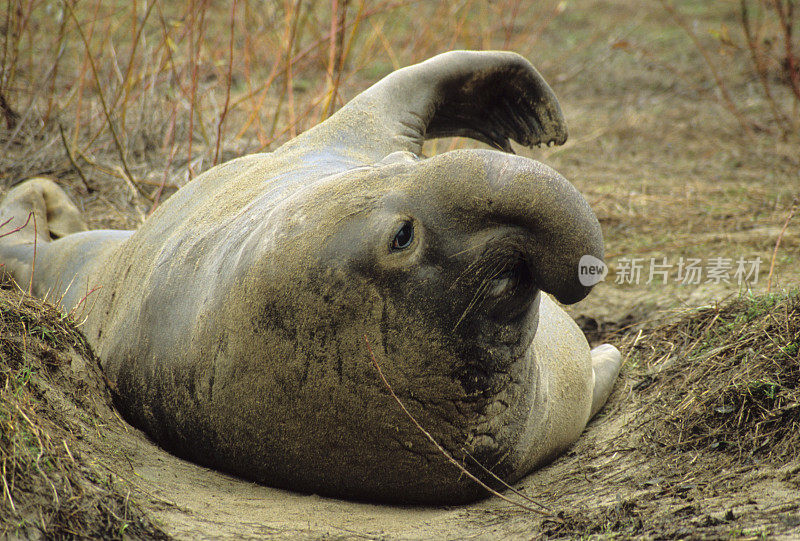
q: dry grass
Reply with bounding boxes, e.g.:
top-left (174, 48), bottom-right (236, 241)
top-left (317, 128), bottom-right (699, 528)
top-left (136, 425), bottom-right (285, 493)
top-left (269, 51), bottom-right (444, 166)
top-left (0, 0), bottom-right (571, 204)
top-left (0, 287), bottom-right (168, 540)
top-left (629, 293), bottom-right (800, 463)
top-left (1, 2), bottom-right (797, 252)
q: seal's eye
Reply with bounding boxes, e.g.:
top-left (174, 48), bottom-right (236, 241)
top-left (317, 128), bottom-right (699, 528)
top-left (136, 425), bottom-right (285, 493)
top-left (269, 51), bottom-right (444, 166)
top-left (390, 222), bottom-right (414, 251)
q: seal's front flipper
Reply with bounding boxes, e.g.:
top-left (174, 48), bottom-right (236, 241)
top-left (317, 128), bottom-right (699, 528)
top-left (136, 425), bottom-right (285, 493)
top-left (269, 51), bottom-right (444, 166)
top-left (0, 178), bottom-right (87, 286)
top-left (0, 177), bottom-right (86, 243)
top-left (590, 343), bottom-right (621, 418)
top-left (288, 51), bottom-right (567, 163)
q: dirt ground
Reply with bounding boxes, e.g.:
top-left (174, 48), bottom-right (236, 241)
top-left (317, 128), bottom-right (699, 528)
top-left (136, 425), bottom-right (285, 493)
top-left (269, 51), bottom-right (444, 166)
top-left (1, 0), bottom-right (799, 539)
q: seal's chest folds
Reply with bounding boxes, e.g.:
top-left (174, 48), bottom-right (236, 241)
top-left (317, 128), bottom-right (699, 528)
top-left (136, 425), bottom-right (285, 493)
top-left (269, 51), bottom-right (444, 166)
top-left (0, 51), bottom-right (621, 504)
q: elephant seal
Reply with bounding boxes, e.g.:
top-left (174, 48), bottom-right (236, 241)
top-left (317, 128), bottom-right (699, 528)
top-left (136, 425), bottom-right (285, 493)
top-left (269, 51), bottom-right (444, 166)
top-left (0, 51), bottom-right (621, 504)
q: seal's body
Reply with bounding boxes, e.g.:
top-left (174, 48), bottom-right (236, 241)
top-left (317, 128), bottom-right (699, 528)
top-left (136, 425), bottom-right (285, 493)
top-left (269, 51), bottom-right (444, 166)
top-left (0, 51), bottom-right (620, 504)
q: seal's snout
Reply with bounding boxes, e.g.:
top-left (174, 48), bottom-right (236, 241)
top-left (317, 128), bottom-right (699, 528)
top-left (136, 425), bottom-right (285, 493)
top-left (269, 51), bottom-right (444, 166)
top-left (423, 149), bottom-right (603, 307)
top-left (482, 153), bottom-right (604, 306)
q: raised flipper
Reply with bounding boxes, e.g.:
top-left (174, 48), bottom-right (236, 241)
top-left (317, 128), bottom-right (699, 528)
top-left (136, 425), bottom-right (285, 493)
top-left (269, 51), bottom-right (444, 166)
top-left (590, 343), bottom-right (622, 418)
top-left (282, 50), bottom-right (567, 164)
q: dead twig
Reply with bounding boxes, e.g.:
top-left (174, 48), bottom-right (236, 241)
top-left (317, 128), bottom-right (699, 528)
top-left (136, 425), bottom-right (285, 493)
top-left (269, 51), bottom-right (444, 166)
top-left (151, 105), bottom-right (179, 213)
top-left (269, 0), bottom-right (306, 143)
top-left (321, 0), bottom-right (348, 119)
top-left (1, 459), bottom-right (16, 514)
top-left (658, 0), bottom-right (756, 138)
top-left (0, 212), bottom-right (31, 240)
top-left (767, 196), bottom-right (799, 292)
top-left (58, 123), bottom-right (93, 193)
top-left (186, 0), bottom-right (210, 180)
top-left (740, 0), bottom-right (790, 134)
top-left (213, 0), bottom-right (237, 166)
top-left (772, 0), bottom-right (800, 103)
top-left (68, 285), bottom-right (101, 322)
top-left (63, 0), bottom-right (152, 202)
top-left (28, 211), bottom-right (37, 296)
top-left (461, 447), bottom-right (554, 513)
top-left (0, 89), bottom-right (19, 129)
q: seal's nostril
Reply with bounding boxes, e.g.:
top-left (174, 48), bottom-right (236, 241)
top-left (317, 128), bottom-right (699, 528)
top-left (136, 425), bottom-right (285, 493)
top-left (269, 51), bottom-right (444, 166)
top-left (488, 273), bottom-right (514, 297)
top-left (487, 257), bottom-right (533, 299)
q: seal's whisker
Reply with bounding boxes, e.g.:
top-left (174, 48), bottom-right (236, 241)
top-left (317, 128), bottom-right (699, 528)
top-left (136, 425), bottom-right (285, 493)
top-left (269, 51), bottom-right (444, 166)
top-left (460, 261), bottom-right (503, 314)
top-left (452, 259), bottom-right (506, 332)
top-left (450, 243), bottom-right (513, 293)
top-left (448, 239), bottom-right (489, 260)
top-left (449, 253), bottom-right (487, 292)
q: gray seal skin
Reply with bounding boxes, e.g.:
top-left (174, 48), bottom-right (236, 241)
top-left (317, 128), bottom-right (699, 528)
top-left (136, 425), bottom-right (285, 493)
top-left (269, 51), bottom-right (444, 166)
top-left (0, 51), bottom-right (621, 504)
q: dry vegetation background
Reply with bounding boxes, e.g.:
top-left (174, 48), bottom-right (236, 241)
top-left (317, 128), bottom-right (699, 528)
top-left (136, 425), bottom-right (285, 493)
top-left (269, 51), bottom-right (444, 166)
top-left (0, 0), bottom-right (797, 288)
top-left (2, 0), bottom-right (606, 220)
top-left (1, 0), bottom-right (800, 539)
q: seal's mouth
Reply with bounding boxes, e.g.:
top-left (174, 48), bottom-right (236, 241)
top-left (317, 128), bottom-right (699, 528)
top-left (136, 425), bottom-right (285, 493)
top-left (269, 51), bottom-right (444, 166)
top-left (452, 254), bottom-right (538, 398)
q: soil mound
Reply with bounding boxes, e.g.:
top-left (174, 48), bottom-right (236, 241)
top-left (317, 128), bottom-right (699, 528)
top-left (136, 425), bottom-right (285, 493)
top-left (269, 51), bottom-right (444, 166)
top-left (541, 292), bottom-right (800, 539)
top-left (0, 287), bottom-right (167, 540)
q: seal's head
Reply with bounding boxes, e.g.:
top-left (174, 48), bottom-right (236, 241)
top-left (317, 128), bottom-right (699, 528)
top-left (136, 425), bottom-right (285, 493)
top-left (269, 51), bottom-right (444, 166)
top-left (213, 146), bottom-right (602, 503)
